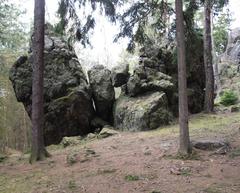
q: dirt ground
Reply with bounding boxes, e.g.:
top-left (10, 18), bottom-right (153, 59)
top-left (1, 112), bottom-right (240, 193)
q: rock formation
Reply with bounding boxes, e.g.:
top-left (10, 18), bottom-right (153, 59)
top-left (138, 41), bottom-right (205, 114)
top-left (222, 28), bottom-right (240, 63)
top-left (88, 65), bottom-right (115, 123)
top-left (113, 49), bottom-right (174, 131)
top-left (216, 28), bottom-right (240, 103)
top-left (10, 27), bottom-right (207, 140)
top-left (111, 64), bottom-right (129, 87)
top-left (9, 34), bottom-right (95, 145)
top-left (114, 92), bottom-right (172, 131)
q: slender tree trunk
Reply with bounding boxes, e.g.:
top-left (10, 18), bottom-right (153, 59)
top-left (203, 0), bottom-right (214, 113)
top-left (175, 0), bottom-right (191, 155)
top-left (30, 0), bottom-right (49, 163)
top-left (211, 12), bottom-right (221, 96)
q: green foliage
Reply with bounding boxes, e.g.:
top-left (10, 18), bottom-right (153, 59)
top-left (0, 0), bottom-right (28, 52)
top-left (220, 90), bottom-right (238, 106)
top-left (68, 180), bottom-right (77, 190)
top-left (57, 0), bottom-right (122, 46)
top-left (180, 167), bottom-right (192, 176)
top-left (124, 174), bottom-right (140, 181)
top-left (213, 10), bottom-right (232, 55)
top-left (116, 1), bottom-right (174, 51)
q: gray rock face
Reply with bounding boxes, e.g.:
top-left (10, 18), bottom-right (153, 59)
top-left (127, 65), bottom-right (173, 97)
top-left (9, 35), bottom-right (94, 145)
top-left (222, 28), bottom-right (240, 63)
top-left (111, 64), bottom-right (129, 87)
top-left (88, 65), bottom-right (115, 123)
top-left (112, 47), bottom-right (174, 131)
top-left (114, 92), bottom-right (172, 131)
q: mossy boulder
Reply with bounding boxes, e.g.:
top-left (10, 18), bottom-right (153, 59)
top-left (126, 65), bottom-right (174, 97)
top-left (88, 65), bottom-right (115, 123)
top-left (113, 92), bottom-right (172, 131)
top-left (9, 35), bottom-right (94, 145)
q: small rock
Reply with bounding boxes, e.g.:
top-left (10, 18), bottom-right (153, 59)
top-left (230, 105), bottom-right (240, 112)
top-left (60, 136), bottom-right (82, 148)
top-left (99, 126), bottom-right (119, 138)
top-left (87, 133), bottom-right (96, 139)
top-left (213, 145), bottom-right (231, 155)
top-left (192, 139), bottom-right (229, 151)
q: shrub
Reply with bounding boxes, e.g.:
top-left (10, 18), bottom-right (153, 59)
top-left (220, 90), bottom-right (238, 106)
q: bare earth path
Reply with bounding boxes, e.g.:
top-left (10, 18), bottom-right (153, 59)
top-left (1, 112), bottom-right (240, 193)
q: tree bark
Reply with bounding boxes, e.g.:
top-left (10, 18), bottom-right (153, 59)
top-left (30, 0), bottom-right (49, 163)
top-left (203, 0), bottom-right (214, 113)
top-left (175, 0), bottom-right (191, 155)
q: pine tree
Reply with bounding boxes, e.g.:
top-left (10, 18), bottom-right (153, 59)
top-left (30, 0), bottom-right (50, 163)
top-left (176, 0), bottom-right (191, 155)
top-left (203, 0), bottom-right (214, 113)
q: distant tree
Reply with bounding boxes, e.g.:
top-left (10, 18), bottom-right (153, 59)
top-left (0, 0), bottom-right (30, 154)
top-left (175, 0), bottom-right (191, 155)
top-left (213, 10), bottom-right (232, 55)
top-left (0, 0), bottom-right (28, 52)
top-left (30, 0), bottom-right (49, 163)
top-left (203, 0), bottom-right (229, 113)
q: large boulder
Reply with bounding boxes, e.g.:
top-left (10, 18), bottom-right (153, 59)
top-left (111, 64), bottom-right (129, 87)
top-left (113, 92), bottom-right (172, 131)
top-left (222, 28), bottom-right (240, 63)
top-left (216, 28), bottom-right (240, 101)
top-left (88, 65), bottom-right (115, 123)
top-left (9, 35), bottom-right (94, 145)
top-left (138, 36), bottom-right (205, 115)
top-left (126, 65), bottom-right (174, 97)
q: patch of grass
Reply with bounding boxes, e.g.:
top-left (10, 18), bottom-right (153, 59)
top-left (150, 191), bottom-right (162, 193)
top-left (147, 112), bottom-right (240, 139)
top-left (180, 167), bottom-right (191, 176)
top-left (68, 180), bottom-right (77, 190)
top-left (229, 147), bottom-right (240, 158)
top-left (204, 187), bottom-right (220, 193)
top-left (0, 171), bottom-right (44, 193)
top-left (124, 174), bottom-right (140, 181)
top-left (66, 152), bottom-right (78, 165)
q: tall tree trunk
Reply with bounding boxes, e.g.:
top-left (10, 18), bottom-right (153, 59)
top-left (175, 0), bottom-right (191, 155)
top-left (30, 0), bottom-right (49, 163)
top-left (203, 0), bottom-right (214, 113)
